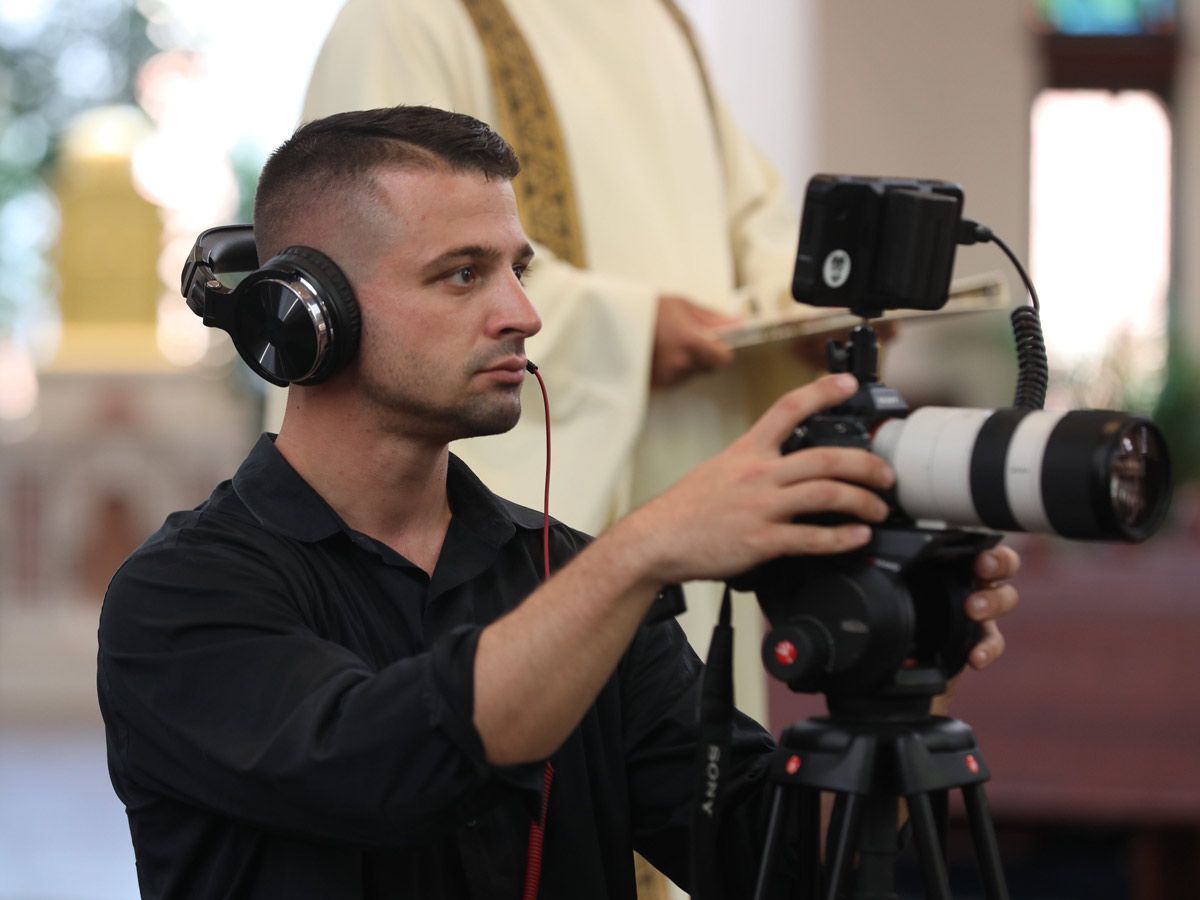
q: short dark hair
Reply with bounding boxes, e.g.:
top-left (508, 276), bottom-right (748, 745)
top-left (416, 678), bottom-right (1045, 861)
top-left (253, 106), bottom-right (520, 259)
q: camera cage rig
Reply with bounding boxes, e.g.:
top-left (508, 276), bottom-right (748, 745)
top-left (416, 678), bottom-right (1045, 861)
top-left (687, 175), bottom-right (1172, 900)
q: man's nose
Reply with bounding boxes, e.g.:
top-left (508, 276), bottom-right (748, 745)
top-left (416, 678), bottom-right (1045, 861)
top-left (492, 274), bottom-right (542, 338)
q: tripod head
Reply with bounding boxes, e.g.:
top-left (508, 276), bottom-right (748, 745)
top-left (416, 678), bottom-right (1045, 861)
top-left (749, 523), bottom-right (999, 710)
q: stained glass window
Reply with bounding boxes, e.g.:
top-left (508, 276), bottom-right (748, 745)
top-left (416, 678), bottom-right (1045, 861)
top-left (1032, 0), bottom-right (1176, 35)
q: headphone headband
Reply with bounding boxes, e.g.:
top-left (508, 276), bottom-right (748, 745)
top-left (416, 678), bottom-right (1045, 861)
top-left (182, 225), bottom-right (258, 316)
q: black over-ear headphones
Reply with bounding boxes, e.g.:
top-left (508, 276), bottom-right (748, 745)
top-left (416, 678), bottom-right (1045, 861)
top-left (181, 225), bottom-right (362, 386)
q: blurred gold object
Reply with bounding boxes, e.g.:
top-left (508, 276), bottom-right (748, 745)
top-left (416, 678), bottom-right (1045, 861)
top-left (51, 105), bottom-right (166, 369)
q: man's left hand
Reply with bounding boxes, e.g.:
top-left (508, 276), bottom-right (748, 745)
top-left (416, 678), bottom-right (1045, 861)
top-left (964, 545), bottom-right (1020, 670)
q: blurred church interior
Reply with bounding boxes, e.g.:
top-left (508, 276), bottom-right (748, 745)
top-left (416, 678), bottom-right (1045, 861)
top-left (0, 2), bottom-right (1197, 898)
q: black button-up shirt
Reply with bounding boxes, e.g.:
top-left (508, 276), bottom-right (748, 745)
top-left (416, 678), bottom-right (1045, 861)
top-left (97, 435), bottom-right (780, 899)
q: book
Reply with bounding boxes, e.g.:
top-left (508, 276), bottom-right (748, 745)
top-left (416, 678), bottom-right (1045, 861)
top-left (717, 271), bottom-right (1012, 350)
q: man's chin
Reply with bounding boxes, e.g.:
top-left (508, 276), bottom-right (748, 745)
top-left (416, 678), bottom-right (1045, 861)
top-left (459, 402), bottom-right (523, 439)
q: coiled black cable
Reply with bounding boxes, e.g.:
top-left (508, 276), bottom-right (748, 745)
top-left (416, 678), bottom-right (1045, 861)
top-left (957, 219), bottom-right (1049, 409)
top-left (1009, 305), bottom-right (1049, 409)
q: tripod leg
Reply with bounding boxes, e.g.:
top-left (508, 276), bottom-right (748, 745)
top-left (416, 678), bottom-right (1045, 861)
top-left (906, 792), bottom-right (954, 900)
top-left (753, 784), bottom-right (791, 900)
top-left (822, 792), bottom-right (862, 900)
top-left (961, 784), bottom-right (1010, 900)
top-left (798, 787), bottom-right (822, 900)
top-left (931, 789), bottom-right (949, 859)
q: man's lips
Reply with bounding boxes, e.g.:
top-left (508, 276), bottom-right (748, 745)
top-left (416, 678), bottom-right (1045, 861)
top-left (483, 358), bottom-right (527, 372)
top-left (478, 357), bottom-right (528, 380)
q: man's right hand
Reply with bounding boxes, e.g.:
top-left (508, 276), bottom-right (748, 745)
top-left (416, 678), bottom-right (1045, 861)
top-left (621, 373), bottom-right (895, 585)
top-left (650, 294), bottom-right (739, 388)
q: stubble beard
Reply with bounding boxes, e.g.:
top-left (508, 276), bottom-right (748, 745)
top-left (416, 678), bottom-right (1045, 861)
top-left (359, 364), bottom-right (523, 442)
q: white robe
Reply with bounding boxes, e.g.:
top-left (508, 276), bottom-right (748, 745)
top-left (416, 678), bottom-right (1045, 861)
top-left (301, 0), bottom-right (814, 718)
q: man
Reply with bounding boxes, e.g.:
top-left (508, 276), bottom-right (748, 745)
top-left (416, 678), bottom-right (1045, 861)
top-left (98, 107), bottom-right (1018, 899)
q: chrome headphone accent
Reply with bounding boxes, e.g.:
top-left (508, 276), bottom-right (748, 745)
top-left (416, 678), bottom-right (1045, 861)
top-left (234, 273), bottom-right (335, 386)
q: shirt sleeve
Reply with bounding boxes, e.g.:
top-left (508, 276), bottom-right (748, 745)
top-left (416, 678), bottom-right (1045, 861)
top-left (97, 528), bottom-right (543, 848)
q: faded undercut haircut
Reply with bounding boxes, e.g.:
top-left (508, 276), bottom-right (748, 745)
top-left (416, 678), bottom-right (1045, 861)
top-left (253, 105), bottom-right (521, 260)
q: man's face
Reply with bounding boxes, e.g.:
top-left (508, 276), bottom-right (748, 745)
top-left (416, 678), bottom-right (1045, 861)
top-left (347, 165), bottom-right (541, 443)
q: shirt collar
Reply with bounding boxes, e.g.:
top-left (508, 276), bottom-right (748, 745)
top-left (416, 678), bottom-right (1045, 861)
top-left (231, 433), bottom-right (538, 547)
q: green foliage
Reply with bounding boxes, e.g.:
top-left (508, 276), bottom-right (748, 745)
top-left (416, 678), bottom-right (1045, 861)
top-left (1152, 333), bottom-right (1200, 487)
top-left (1055, 330), bottom-right (1165, 416)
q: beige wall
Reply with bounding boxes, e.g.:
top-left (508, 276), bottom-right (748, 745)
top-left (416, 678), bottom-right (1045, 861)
top-left (812, 2), bottom-right (1033, 272)
top-left (699, 2), bottom-right (1033, 287)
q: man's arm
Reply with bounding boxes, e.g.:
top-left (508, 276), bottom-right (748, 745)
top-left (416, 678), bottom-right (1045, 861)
top-left (473, 374), bottom-right (891, 764)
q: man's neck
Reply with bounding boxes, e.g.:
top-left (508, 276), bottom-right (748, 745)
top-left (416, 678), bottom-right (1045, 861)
top-left (274, 417), bottom-right (454, 575)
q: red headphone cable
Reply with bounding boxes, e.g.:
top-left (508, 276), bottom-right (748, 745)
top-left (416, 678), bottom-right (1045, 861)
top-left (522, 359), bottom-right (554, 900)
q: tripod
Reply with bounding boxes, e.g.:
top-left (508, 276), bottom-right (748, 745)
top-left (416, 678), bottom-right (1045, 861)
top-left (751, 690), bottom-right (1010, 900)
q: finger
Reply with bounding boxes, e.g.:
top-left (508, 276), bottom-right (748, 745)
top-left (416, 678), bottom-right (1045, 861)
top-left (772, 521), bottom-right (874, 558)
top-left (651, 350), bottom-right (693, 388)
top-left (965, 582), bottom-right (1019, 622)
top-left (969, 621), bottom-right (1006, 669)
top-left (690, 305), bottom-right (744, 329)
top-left (774, 479), bottom-right (891, 524)
top-left (689, 335), bottom-right (735, 371)
top-left (974, 544), bottom-right (1020, 582)
top-left (775, 444), bottom-right (895, 493)
top-left (749, 374), bottom-right (860, 449)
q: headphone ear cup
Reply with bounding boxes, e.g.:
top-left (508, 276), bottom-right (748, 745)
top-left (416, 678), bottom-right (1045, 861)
top-left (276, 246), bottom-right (361, 383)
top-left (229, 246), bottom-right (362, 386)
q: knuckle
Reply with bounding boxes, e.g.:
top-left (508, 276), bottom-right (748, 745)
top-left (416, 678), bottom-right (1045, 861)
top-left (803, 446), bottom-right (840, 471)
top-left (778, 389), bottom-right (813, 423)
top-left (987, 630), bottom-right (1006, 657)
top-left (1002, 584), bottom-right (1020, 611)
top-left (805, 525), bottom-right (852, 555)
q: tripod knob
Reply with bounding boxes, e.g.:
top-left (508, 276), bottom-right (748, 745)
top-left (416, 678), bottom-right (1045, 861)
top-left (762, 617), bottom-right (832, 691)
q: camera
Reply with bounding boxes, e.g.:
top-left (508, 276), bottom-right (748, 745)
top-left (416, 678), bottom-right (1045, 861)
top-left (737, 175), bottom-right (1172, 702)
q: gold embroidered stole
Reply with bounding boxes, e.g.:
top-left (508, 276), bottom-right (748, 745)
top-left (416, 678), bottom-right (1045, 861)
top-left (459, 0), bottom-right (587, 267)
top-left (459, 0), bottom-right (719, 271)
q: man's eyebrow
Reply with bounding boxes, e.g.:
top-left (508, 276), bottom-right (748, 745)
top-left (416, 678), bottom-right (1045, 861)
top-left (420, 242), bottom-right (535, 277)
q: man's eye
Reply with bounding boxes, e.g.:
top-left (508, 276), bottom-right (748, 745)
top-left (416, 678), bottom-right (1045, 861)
top-left (513, 264), bottom-right (529, 283)
top-left (449, 267), bottom-right (476, 286)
